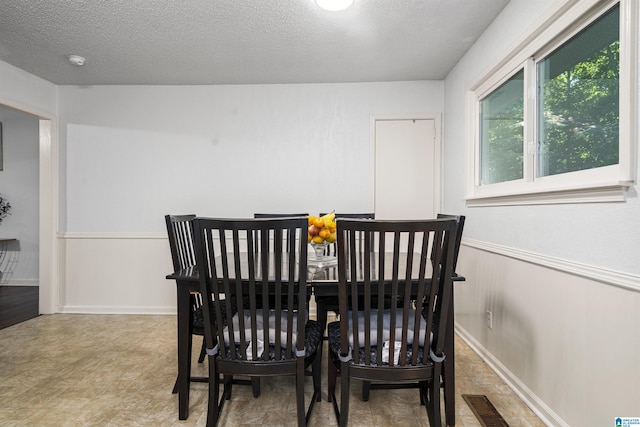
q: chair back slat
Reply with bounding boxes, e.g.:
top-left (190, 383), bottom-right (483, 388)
top-left (344, 223), bottom-right (379, 364)
top-left (194, 217), bottom-right (308, 363)
top-left (165, 214), bottom-right (197, 271)
top-left (321, 213), bottom-right (375, 257)
top-left (253, 213), bottom-right (308, 255)
top-left (436, 214), bottom-right (465, 275)
top-left (336, 218), bottom-right (458, 368)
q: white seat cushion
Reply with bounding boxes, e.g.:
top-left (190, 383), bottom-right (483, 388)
top-left (223, 310), bottom-right (303, 346)
top-left (346, 309), bottom-right (431, 347)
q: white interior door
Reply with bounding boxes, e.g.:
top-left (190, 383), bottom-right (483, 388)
top-left (374, 118), bottom-right (439, 220)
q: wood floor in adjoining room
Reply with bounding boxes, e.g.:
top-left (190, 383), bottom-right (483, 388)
top-left (0, 314), bottom-right (546, 426)
top-left (0, 285), bottom-right (38, 330)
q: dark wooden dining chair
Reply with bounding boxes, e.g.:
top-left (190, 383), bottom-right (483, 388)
top-left (314, 213), bottom-right (375, 402)
top-left (165, 214), bottom-right (208, 393)
top-left (252, 213), bottom-right (316, 398)
top-left (327, 218), bottom-right (459, 427)
top-left (193, 216), bottom-right (322, 426)
top-left (433, 213), bottom-right (465, 425)
top-left (360, 213), bottom-right (466, 425)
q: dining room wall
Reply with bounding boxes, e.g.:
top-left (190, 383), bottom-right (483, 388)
top-left (58, 82), bottom-right (443, 232)
top-left (442, 0), bottom-right (640, 425)
top-left (56, 81), bottom-right (444, 312)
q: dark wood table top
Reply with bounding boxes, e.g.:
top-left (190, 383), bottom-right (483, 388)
top-left (166, 252), bottom-right (464, 290)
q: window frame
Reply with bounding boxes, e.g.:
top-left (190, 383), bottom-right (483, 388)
top-left (466, 0), bottom-right (636, 206)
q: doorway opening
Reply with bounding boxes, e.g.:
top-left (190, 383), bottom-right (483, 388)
top-left (0, 100), bottom-right (57, 323)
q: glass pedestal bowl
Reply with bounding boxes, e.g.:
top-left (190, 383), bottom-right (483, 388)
top-left (309, 241), bottom-right (337, 268)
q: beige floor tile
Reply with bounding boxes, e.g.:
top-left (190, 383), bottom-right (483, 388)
top-left (0, 314), bottom-right (544, 426)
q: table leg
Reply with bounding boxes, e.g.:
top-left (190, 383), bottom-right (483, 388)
top-left (177, 282), bottom-right (192, 420)
top-left (444, 287), bottom-right (455, 426)
top-left (315, 296), bottom-right (329, 401)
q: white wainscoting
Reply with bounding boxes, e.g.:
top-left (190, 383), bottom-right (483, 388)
top-left (59, 233), bottom-right (176, 314)
top-left (454, 240), bottom-right (640, 427)
top-left (58, 232), bottom-right (320, 316)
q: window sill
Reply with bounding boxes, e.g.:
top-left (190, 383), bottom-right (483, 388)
top-left (466, 181), bottom-right (633, 206)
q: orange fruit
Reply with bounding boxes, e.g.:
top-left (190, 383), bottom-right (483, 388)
top-left (312, 235), bottom-right (324, 244)
top-left (313, 217), bottom-right (324, 228)
top-left (308, 215), bottom-right (317, 225)
top-left (319, 228), bottom-right (331, 239)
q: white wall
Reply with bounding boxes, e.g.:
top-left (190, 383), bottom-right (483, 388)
top-left (0, 105), bottom-right (40, 285)
top-left (57, 81), bottom-right (443, 311)
top-left (444, 0), bottom-right (640, 425)
top-left (59, 82), bottom-right (442, 232)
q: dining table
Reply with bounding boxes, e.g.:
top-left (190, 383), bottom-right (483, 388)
top-left (166, 252), bottom-right (464, 426)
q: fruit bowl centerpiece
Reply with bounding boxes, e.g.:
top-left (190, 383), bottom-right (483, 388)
top-left (307, 212), bottom-right (337, 266)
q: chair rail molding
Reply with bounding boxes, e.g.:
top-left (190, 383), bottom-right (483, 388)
top-left (60, 232), bottom-right (166, 240)
top-left (462, 238), bottom-right (640, 292)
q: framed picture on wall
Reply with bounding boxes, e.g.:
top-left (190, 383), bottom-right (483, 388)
top-left (0, 122), bottom-right (3, 171)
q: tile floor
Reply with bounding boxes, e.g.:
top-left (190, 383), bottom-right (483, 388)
top-left (0, 314), bottom-right (545, 426)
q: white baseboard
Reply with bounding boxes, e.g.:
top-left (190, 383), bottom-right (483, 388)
top-left (455, 324), bottom-right (567, 427)
top-left (0, 279), bottom-right (39, 286)
top-left (60, 305), bottom-right (176, 315)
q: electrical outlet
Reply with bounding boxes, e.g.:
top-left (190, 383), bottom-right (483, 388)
top-left (486, 310), bottom-right (493, 329)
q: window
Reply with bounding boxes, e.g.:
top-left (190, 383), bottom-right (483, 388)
top-left (537, 6), bottom-right (619, 178)
top-left (468, 0), bottom-right (635, 205)
top-left (480, 70), bottom-right (524, 185)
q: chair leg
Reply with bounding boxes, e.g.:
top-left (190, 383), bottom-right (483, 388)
top-left (361, 381), bottom-right (371, 401)
top-left (328, 354), bottom-right (338, 403)
top-left (207, 356), bottom-right (220, 427)
top-left (198, 337), bottom-right (206, 363)
top-left (316, 299), bottom-right (329, 400)
top-left (296, 358), bottom-right (306, 426)
top-left (339, 361), bottom-right (350, 427)
top-left (251, 377), bottom-right (261, 398)
top-left (424, 365), bottom-right (443, 427)
top-left (316, 299), bottom-right (329, 336)
top-left (224, 375), bottom-right (233, 400)
top-left (312, 348), bottom-right (322, 402)
top-left (427, 380), bottom-right (442, 427)
top-left (172, 375), bottom-right (179, 394)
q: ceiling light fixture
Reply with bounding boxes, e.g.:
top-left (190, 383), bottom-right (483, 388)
top-left (67, 55), bottom-right (86, 66)
top-left (316, 0), bottom-right (354, 11)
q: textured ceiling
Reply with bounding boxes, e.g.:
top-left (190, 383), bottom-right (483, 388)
top-left (0, 0), bottom-right (510, 85)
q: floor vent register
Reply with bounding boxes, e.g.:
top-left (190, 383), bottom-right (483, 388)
top-left (462, 394), bottom-right (509, 427)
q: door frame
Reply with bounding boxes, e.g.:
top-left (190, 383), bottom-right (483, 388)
top-left (0, 97), bottom-right (58, 314)
top-left (370, 113), bottom-right (443, 217)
